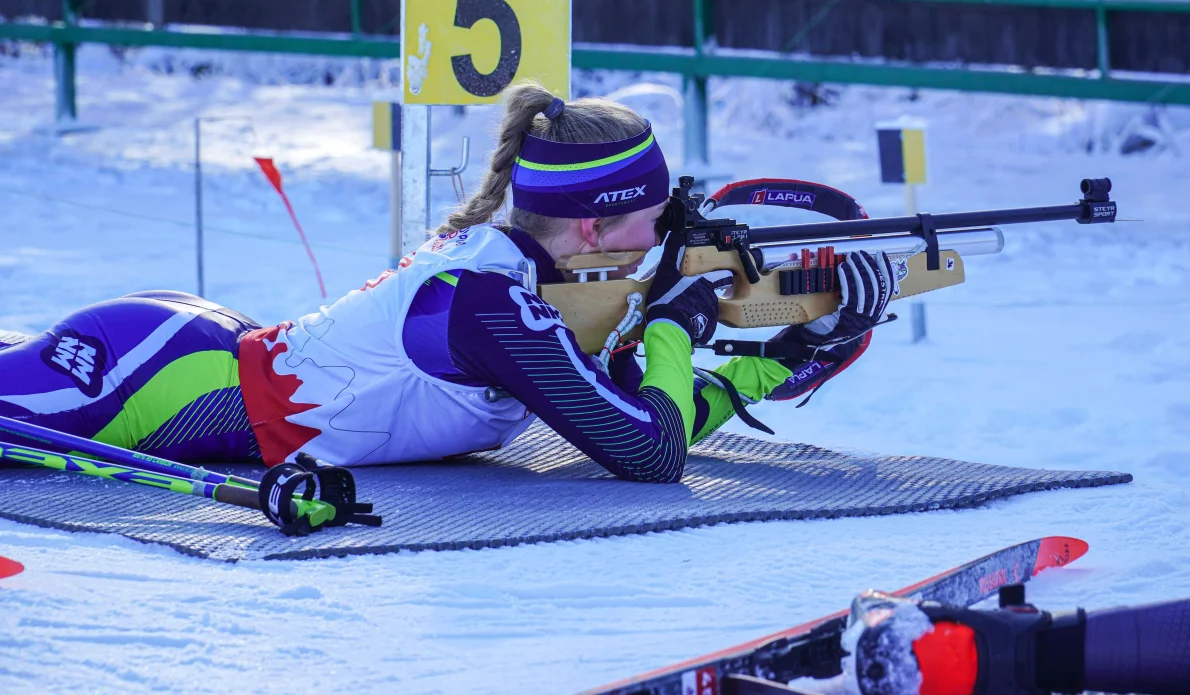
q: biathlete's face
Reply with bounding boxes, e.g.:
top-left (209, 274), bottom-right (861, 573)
top-left (574, 199), bottom-right (669, 280)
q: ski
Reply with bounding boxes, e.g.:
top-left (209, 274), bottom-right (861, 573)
top-left (580, 536), bottom-right (1088, 695)
top-left (0, 555), bottom-right (23, 580)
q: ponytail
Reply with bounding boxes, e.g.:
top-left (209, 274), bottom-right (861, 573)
top-left (434, 81), bottom-right (649, 242)
top-left (434, 83), bottom-right (556, 236)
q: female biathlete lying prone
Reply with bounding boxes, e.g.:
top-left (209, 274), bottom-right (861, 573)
top-left (0, 83), bottom-right (897, 482)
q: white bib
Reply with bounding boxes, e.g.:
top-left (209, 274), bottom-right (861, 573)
top-left (248, 225), bottom-right (537, 466)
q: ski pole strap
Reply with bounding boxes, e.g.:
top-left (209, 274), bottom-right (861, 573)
top-left (258, 454), bottom-right (382, 536)
top-left (295, 453), bottom-right (382, 528)
top-left (259, 463), bottom-right (322, 536)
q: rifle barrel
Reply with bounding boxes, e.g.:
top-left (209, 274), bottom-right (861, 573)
top-left (756, 227), bottom-right (1003, 271)
top-left (746, 203), bottom-right (1086, 244)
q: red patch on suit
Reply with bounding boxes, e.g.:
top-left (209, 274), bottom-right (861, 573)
top-left (237, 324), bottom-right (322, 466)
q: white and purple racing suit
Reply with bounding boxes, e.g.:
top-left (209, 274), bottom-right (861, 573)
top-left (1, 225), bottom-right (868, 482)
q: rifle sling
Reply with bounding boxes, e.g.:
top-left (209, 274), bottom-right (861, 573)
top-left (916, 212), bottom-right (941, 271)
top-left (693, 368), bottom-right (775, 436)
top-left (704, 340), bottom-right (843, 365)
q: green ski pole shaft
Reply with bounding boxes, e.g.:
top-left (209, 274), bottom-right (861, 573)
top-left (0, 414), bottom-right (261, 490)
top-left (0, 440), bottom-right (335, 526)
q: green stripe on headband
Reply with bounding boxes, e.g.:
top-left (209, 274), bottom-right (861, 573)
top-left (515, 133), bottom-right (656, 172)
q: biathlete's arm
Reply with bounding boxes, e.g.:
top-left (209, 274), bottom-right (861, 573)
top-left (689, 333), bottom-right (873, 443)
top-left (603, 333), bottom-right (872, 444)
top-left (448, 271), bottom-right (696, 483)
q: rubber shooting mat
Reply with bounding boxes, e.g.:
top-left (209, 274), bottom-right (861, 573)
top-left (0, 422), bottom-right (1131, 561)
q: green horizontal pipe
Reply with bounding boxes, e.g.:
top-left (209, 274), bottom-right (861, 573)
top-left (572, 49), bottom-right (1190, 106)
top-left (0, 23), bottom-right (402, 58)
top-left (886, 0), bottom-right (1190, 12)
top-left (1, 22), bottom-right (1186, 106)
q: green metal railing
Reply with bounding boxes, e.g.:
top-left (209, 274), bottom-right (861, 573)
top-left (0, 0), bottom-right (1187, 126)
top-left (0, 21), bottom-right (403, 58)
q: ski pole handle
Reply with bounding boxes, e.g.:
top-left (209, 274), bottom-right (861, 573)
top-left (1083, 598), bottom-right (1190, 694)
top-left (0, 414), bottom-right (260, 491)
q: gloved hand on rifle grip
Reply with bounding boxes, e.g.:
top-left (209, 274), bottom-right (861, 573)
top-left (645, 231), bottom-right (733, 346)
top-left (794, 250), bottom-right (898, 346)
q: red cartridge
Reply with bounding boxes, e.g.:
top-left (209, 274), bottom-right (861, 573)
top-left (829, 247), bottom-right (839, 292)
top-left (825, 246), bottom-right (836, 292)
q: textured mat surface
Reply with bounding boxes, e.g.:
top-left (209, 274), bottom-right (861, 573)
top-left (0, 420), bottom-right (1131, 561)
top-left (0, 329), bottom-right (33, 347)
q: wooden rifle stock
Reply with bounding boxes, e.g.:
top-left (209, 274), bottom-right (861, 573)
top-left (539, 246), bottom-right (965, 355)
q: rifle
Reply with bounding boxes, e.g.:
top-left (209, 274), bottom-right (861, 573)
top-left (539, 176), bottom-right (1118, 363)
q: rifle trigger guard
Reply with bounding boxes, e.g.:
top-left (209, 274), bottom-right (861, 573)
top-left (916, 213), bottom-right (940, 271)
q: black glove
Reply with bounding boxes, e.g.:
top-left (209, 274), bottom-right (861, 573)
top-left (790, 250), bottom-right (897, 346)
top-left (645, 231), bottom-right (733, 346)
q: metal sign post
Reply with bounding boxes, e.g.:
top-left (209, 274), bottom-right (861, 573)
top-left (399, 104), bottom-right (432, 259)
top-left (193, 116), bottom-right (256, 297)
top-left (877, 117), bottom-right (929, 342)
top-left (372, 101), bottom-right (405, 269)
top-left (194, 119), bottom-right (205, 297)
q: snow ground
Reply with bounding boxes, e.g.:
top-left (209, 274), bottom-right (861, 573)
top-left (1, 46), bottom-right (1189, 694)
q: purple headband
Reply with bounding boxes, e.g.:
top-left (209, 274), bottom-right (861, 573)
top-left (510, 123), bottom-right (670, 219)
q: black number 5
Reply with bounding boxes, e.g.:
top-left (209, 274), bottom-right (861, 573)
top-left (451, 0), bottom-right (522, 97)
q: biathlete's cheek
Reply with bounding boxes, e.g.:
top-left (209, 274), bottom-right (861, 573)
top-left (597, 201), bottom-right (669, 279)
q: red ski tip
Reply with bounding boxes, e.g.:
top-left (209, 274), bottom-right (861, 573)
top-left (1034, 536), bottom-right (1089, 574)
top-left (0, 555), bottom-right (23, 580)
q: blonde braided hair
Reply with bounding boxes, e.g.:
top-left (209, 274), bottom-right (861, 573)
top-left (433, 81), bottom-right (648, 243)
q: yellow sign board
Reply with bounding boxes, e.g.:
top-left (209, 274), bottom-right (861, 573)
top-left (403, 0), bottom-right (571, 105)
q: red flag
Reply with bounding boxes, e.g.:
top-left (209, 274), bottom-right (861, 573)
top-left (0, 555), bottom-right (23, 580)
top-left (254, 157), bottom-right (327, 300)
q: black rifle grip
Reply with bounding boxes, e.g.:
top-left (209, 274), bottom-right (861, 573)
top-left (738, 247), bottom-right (761, 284)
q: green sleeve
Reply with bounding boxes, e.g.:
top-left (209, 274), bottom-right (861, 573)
top-left (692, 357), bottom-right (792, 444)
top-left (639, 321), bottom-right (696, 445)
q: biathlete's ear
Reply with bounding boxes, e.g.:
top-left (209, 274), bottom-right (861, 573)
top-left (578, 217), bottom-right (601, 250)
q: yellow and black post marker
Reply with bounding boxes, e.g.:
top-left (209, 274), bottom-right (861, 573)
top-left (877, 119), bottom-right (929, 342)
top-left (372, 101), bottom-right (401, 153)
top-left (372, 101), bottom-right (404, 268)
top-left (877, 119), bottom-right (927, 214)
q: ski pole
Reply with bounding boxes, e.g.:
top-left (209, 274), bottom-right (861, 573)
top-left (0, 439), bottom-right (336, 526)
top-left (0, 414), bottom-right (263, 492)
